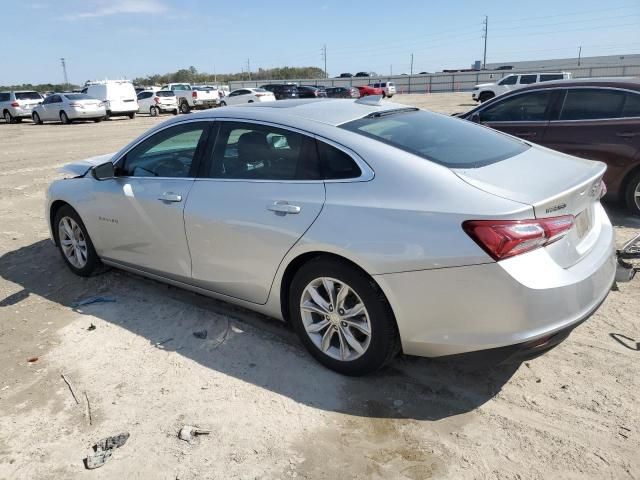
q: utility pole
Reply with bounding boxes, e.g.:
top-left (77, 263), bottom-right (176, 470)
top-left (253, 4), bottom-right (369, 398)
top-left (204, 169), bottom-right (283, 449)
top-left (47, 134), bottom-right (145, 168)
top-left (482, 15), bottom-right (488, 70)
top-left (60, 57), bottom-right (69, 90)
top-left (409, 53), bottom-right (414, 94)
top-left (578, 46), bottom-right (582, 66)
top-left (390, 65), bottom-right (392, 77)
top-left (246, 59), bottom-right (251, 81)
top-left (410, 53), bottom-right (414, 75)
top-left (321, 44), bottom-right (327, 78)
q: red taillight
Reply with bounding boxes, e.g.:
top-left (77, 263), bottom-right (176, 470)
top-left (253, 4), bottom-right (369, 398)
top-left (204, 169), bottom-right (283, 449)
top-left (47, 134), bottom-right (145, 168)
top-left (255, 93), bottom-right (267, 97)
top-left (10, 101), bottom-right (19, 107)
top-left (192, 91), bottom-right (197, 98)
top-left (462, 215), bottom-right (575, 261)
top-left (154, 96), bottom-right (160, 104)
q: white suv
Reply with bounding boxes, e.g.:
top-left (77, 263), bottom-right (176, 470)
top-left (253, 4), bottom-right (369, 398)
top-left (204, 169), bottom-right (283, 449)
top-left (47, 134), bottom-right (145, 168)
top-left (1, 91), bottom-right (44, 123)
top-left (370, 82), bottom-right (396, 98)
top-left (472, 72), bottom-right (571, 102)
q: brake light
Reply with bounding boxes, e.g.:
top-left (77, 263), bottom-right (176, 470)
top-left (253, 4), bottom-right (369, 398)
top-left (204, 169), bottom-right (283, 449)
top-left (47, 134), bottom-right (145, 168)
top-left (255, 93), bottom-right (267, 97)
top-left (192, 91), bottom-right (197, 98)
top-left (462, 215), bottom-right (575, 261)
top-left (10, 101), bottom-right (19, 107)
top-left (154, 96), bottom-right (160, 104)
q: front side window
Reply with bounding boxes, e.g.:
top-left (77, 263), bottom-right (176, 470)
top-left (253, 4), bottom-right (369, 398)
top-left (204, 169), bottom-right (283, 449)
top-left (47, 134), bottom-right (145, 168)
top-left (341, 109), bottom-right (528, 168)
top-left (499, 75), bottom-right (517, 86)
top-left (118, 122), bottom-right (207, 178)
top-left (480, 91), bottom-right (551, 122)
top-left (137, 91), bottom-right (152, 100)
top-left (519, 75), bottom-right (537, 85)
top-left (51, 95), bottom-right (62, 103)
top-left (209, 122), bottom-right (319, 180)
top-left (559, 89), bottom-right (626, 120)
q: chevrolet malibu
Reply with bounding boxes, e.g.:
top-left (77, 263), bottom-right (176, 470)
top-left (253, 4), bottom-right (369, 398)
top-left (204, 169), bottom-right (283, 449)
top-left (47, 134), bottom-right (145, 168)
top-left (46, 98), bottom-right (616, 375)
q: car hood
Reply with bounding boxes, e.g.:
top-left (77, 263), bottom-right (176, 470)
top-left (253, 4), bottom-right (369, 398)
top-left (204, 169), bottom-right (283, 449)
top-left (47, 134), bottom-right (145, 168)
top-left (58, 152), bottom-right (115, 177)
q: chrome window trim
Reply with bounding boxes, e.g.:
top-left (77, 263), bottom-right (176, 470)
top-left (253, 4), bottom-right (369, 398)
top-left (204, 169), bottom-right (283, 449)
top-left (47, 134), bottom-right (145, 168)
top-left (208, 117), bottom-right (375, 183)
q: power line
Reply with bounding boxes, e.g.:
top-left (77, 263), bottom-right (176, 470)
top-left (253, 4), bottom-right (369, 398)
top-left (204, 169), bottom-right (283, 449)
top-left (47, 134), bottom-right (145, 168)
top-left (489, 3), bottom-right (639, 24)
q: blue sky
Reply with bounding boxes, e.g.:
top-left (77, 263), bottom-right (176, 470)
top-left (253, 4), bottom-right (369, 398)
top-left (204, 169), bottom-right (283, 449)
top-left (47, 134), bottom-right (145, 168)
top-left (1, 0), bottom-right (639, 85)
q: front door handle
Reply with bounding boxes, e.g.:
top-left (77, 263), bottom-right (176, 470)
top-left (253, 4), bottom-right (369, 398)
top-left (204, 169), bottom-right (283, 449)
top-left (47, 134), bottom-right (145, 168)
top-left (158, 192), bottom-right (182, 202)
top-left (267, 201), bottom-right (301, 214)
top-left (516, 131), bottom-right (537, 138)
top-left (616, 132), bottom-right (640, 138)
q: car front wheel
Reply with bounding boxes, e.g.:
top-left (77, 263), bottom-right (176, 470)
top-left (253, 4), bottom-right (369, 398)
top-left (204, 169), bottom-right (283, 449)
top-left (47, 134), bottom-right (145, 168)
top-left (289, 258), bottom-right (400, 375)
top-left (54, 206), bottom-right (103, 277)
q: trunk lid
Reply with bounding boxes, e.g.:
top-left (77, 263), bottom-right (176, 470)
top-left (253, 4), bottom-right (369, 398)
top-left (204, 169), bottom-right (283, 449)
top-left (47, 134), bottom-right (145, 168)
top-left (453, 146), bottom-right (607, 267)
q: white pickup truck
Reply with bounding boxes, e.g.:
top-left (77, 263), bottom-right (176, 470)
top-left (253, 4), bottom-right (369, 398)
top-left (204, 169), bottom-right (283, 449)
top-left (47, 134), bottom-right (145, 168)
top-left (472, 72), bottom-right (571, 103)
top-left (161, 83), bottom-right (219, 113)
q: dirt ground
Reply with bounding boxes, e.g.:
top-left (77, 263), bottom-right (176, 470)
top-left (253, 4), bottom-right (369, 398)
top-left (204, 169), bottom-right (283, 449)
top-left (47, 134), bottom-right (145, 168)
top-left (1, 93), bottom-right (639, 480)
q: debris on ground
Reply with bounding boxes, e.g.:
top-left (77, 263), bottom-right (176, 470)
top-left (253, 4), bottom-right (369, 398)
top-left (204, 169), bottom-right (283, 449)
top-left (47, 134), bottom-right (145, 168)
top-left (71, 295), bottom-right (116, 308)
top-left (87, 324), bottom-right (96, 331)
top-left (84, 432), bottom-right (130, 469)
top-left (153, 337), bottom-right (174, 348)
top-left (61, 373), bottom-right (80, 404)
top-left (178, 425), bottom-right (211, 443)
top-left (27, 356), bottom-right (38, 363)
top-left (193, 330), bottom-right (208, 339)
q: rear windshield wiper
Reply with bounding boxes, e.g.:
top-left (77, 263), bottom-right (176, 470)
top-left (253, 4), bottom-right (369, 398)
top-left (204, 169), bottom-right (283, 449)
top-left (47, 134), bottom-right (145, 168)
top-left (364, 107), bottom-right (419, 119)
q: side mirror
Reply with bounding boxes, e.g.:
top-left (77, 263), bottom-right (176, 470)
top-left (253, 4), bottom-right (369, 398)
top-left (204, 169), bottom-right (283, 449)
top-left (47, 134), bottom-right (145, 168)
top-left (469, 113), bottom-right (481, 123)
top-left (92, 162), bottom-right (115, 181)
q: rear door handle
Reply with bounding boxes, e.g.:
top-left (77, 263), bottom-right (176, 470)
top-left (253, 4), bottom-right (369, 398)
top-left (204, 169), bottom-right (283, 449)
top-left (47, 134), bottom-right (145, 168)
top-left (267, 201), bottom-right (301, 214)
top-left (516, 131), bottom-right (537, 138)
top-left (158, 192), bottom-right (182, 202)
top-left (616, 132), bottom-right (640, 138)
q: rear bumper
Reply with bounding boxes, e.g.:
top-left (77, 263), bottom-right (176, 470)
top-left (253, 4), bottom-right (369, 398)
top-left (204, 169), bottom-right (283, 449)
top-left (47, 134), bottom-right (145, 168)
top-left (374, 205), bottom-right (616, 357)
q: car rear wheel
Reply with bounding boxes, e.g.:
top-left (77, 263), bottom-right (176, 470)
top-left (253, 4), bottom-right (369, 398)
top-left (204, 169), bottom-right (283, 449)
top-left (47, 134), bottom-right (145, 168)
top-left (32, 112), bottom-right (42, 125)
top-left (54, 206), bottom-right (103, 277)
top-left (625, 171), bottom-right (640, 215)
top-left (128, 112), bottom-right (136, 119)
top-left (150, 106), bottom-right (158, 117)
top-left (60, 111), bottom-right (71, 124)
top-left (289, 258), bottom-right (400, 375)
top-left (93, 117), bottom-right (102, 123)
top-left (180, 101), bottom-right (190, 114)
top-left (479, 91), bottom-right (494, 103)
top-left (4, 110), bottom-right (15, 124)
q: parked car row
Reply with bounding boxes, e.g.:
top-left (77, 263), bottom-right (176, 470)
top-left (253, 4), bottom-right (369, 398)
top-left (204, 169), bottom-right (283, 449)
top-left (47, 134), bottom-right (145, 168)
top-left (473, 72), bottom-right (572, 102)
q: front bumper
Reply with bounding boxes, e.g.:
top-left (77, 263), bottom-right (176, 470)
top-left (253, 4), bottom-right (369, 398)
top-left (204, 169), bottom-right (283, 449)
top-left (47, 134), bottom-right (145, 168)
top-left (472, 91), bottom-right (479, 100)
top-left (374, 208), bottom-right (617, 357)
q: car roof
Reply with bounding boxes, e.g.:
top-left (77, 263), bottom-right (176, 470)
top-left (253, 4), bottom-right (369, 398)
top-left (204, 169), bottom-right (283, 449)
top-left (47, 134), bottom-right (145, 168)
top-left (516, 76), bottom-right (640, 92)
top-left (170, 98), bottom-right (409, 126)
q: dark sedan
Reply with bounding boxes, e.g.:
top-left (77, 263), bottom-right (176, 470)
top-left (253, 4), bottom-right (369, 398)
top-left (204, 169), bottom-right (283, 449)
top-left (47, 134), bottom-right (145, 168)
top-left (297, 85), bottom-right (328, 98)
top-left (459, 78), bottom-right (640, 215)
top-left (325, 86), bottom-right (360, 99)
top-left (260, 84), bottom-right (299, 100)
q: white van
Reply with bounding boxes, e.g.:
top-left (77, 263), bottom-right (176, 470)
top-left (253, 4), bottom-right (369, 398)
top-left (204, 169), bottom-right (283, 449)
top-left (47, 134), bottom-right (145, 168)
top-left (472, 72), bottom-right (572, 102)
top-left (82, 80), bottom-right (138, 119)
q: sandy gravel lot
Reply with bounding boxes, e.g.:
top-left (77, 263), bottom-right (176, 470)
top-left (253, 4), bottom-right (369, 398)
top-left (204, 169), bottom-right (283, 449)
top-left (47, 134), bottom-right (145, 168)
top-left (1, 94), bottom-right (639, 480)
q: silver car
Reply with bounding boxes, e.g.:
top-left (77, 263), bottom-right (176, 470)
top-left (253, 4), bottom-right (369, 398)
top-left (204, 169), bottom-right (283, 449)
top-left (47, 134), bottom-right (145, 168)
top-left (46, 98), bottom-right (616, 375)
top-left (32, 93), bottom-right (106, 124)
top-left (1, 90), bottom-right (43, 123)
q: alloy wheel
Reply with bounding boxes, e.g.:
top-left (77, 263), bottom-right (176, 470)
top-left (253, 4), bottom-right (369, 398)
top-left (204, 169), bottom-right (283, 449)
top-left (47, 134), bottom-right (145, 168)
top-left (58, 216), bottom-right (88, 268)
top-left (635, 182), bottom-right (640, 211)
top-left (300, 277), bottom-right (372, 361)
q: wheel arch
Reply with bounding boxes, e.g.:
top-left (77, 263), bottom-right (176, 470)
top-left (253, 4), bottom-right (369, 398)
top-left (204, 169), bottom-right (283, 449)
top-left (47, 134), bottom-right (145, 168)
top-left (619, 162), bottom-right (640, 202)
top-left (49, 200), bottom-right (73, 246)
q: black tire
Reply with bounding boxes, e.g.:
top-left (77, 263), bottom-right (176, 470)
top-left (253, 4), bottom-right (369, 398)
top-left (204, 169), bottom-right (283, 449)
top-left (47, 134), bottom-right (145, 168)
top-left (624, 170), bottom-right (640, 216)
top-left (32, 112), bottom-right (42, 125)
top-left (105, 111), bottom-right (112, 120)
top-left (93, 117), bottom-right (102, 123)
top-left (180, 101), bottom-right (190, 114)
top-left (4, 110), bottom-right (15, 124)
top-left (16, 118), bottom-right (23, 123)
top-left (128, 112), bottom-right (136, 119)
top-left (219, 101), bottom-right (226, 107)
top-left (479, 91), bottom-right (494, 103)
top-left (150, 106), bottom-right (158, 117)
top-left (173, 109), bottom-right (179, 115)
top-left (60, 111), bottom-right (71, 124)
top-left (288, 257), bottom-right (400, 376)
top-left (53, 205), bottom-right (103, 277)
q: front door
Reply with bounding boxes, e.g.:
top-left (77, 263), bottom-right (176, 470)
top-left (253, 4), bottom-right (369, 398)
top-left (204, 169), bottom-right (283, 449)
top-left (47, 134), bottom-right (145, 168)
top-left (90, 121), bottom-right (211, 280)
top-left (184, 121), bottom-right (326, 304)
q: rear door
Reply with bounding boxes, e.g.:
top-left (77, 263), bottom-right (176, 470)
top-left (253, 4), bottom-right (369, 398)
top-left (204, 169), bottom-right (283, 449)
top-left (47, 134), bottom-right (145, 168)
top-left (541, 88), bottom-right (640, 195)
top-left (184, 120), bottom-right (326, 304)
top-left (477, 89), bottom-right (558, 142)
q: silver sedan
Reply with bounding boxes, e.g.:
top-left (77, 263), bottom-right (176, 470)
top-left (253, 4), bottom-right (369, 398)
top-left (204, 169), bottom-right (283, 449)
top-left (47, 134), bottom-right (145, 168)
top-left (33, 93), bottom-right (105, 124)
top-left (46, 98), bottom-right (616, 375)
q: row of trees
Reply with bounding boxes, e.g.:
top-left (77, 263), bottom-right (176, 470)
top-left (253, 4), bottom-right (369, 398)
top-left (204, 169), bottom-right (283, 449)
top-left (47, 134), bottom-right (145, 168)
top-left (1, 66), bottom-right (327, 91)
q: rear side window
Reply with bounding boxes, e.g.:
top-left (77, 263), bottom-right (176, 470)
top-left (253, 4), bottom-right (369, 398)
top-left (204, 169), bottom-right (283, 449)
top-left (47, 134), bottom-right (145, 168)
top-left (499, 75), bottom-right (517, 86)
top-left (479, 91), bottom-right (551, 122)
top-left (622, 93), bottom-right (640, 117)
top-left (560, 89), bottom-right (626, 120)
top-left (64, 94), bottom-right (93, 100)
top-left (341, 110), bottom-right (529, 168)
top-left (519, 75), bottom-right (537, 85)
top-left (137, 92), bottom-right (153, 100)
top-left (317, 141), bottom-right (361, 179)
top-left (0, 93), bottom-right (9, 102)
top-left (540, 74), bottom-right (564, 82)
top-left (15, 91), bottom-right (42, 100)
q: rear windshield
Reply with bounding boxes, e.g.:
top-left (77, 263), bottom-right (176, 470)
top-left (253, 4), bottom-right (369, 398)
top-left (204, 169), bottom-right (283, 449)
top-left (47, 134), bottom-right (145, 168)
top-left (64, 93), bottom-right (93, 100)
top-left (16, 91), bottom-right (42, 100)
top-left (340, 109), bottom-right (529, 168)
top-left (156, 90), bottom-right (175, 97)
